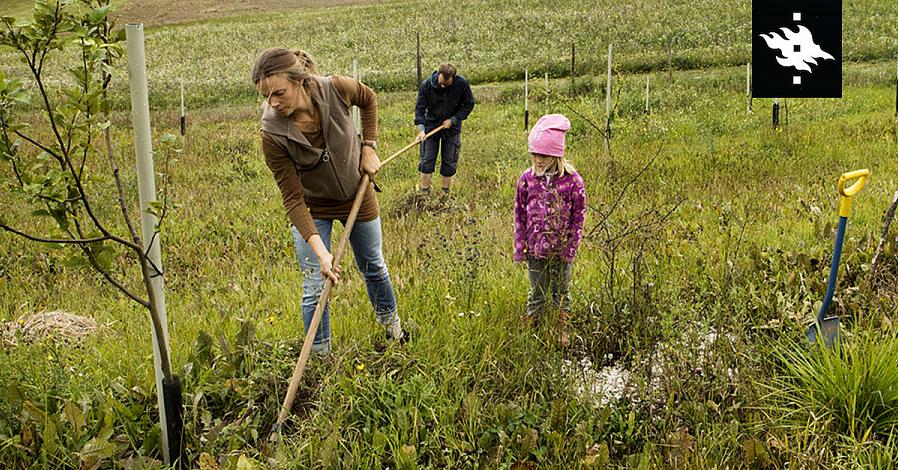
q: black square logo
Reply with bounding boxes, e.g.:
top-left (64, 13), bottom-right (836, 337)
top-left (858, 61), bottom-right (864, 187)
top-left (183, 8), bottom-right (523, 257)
top-left (752, 0), bottom-right (841, 98)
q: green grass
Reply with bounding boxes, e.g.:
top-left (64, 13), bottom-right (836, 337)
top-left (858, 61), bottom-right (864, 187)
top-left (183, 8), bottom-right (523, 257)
top-left (0, 0), bottom-right (129, 19)
top-left (3, 0), bottom-right (898, 107)
top-left (2, 63), bottom-right (898, 466)
top-left (769, 332), bottom-right (898, 442)
top-left (3, 1), bottom-right (898, 468)
top-left (0, 0), bottom-right (39, 19)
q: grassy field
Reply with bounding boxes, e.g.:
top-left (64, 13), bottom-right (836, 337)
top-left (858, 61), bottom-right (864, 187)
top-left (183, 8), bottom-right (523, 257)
top-left (2, 1), bottom-right (898, 469)
top-left (2, 0), bottom-right (897, 106)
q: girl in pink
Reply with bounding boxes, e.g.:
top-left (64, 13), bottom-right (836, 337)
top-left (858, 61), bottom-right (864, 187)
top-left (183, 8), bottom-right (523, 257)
top-left (513, 114), bottom-right (586, 347)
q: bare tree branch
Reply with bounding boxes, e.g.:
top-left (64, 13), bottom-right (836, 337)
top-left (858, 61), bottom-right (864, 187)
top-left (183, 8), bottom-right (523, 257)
top-left (12, 130), bottom-right (64, 163)
top-left (0, 223), bottom-right (110, 244)
top-left (586, 144), bottom-right (664, 239)
top-left (871, 190), bottom-right (898, 285)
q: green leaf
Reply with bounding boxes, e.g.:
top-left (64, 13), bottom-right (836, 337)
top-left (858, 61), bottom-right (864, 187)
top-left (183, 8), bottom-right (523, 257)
top-left (79, 436), bottom-right (115, 470)
top-left (50, 207), bottom-right (69, 231)
top-left (97, 409), bottom-right (114, 441)
top-left (88, 5), bottom-right (113, 24)
top-left (146, 200), bottom-right (163, 217)
top-left (42, 418), bottom-right (59, 456)
top-left (61, 255), bottom-right (89, 268)
top-left (21, 401), bottom-right (47, 423)
top-left (4, 382), bottom-right (23, 404)
top-left (94, 246), bottom-right (114, 270)
top-left (30, 209), bottom-right (52, 218)
top-left (235, 320), bottom-right (256, 351)
top-left (62, 401), bottom-right (85, 440)
top-left (193, 330), bottom-right (214, 366)
top-left (236, 454), bottom-right (259, 470)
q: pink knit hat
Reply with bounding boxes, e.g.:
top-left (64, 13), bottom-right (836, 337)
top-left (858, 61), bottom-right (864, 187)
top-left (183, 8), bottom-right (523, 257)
top-left (528, 114), bottom-right (571, 157)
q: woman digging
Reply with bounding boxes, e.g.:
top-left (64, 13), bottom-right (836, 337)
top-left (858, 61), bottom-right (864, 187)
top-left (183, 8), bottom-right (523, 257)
top-left (253, 48), bottom-right (406, 353)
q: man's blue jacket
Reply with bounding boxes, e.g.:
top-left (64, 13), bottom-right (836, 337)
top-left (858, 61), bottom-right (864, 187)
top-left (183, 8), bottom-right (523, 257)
top-left (414, 71), bottom-right (475, 132)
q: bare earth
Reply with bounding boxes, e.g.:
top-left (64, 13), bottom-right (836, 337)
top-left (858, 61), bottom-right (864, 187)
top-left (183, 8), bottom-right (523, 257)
top-left (113, 0), bottom-right (385, 27)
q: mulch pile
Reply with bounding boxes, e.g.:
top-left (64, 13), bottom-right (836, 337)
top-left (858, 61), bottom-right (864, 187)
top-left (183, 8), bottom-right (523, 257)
top-left (390, 191), bottom-right (465, 218)
top-left (2, 311), bottom-right (100, 348)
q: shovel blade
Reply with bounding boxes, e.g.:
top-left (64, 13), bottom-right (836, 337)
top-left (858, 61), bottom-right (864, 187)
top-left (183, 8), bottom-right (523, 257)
top-left (806, 316), bottom-right (841, 348)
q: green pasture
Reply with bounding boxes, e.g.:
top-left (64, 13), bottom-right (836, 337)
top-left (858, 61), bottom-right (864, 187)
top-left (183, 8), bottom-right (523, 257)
top-left (3, 0), bottom-right (898, 468)
top-left (2, 0), bottom-right (897, 105)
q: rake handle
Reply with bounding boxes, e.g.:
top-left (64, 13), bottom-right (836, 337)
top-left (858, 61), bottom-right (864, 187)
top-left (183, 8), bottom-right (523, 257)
top-left (271, 131), bottom-right (436, 437)
top-left (272, 173), bottom-right (369, 434)
top-left (381, 126), bottom-right (443, 167)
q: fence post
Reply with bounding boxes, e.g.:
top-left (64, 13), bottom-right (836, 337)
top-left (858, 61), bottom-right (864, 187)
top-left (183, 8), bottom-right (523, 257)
top-left (644, 75), bottom-right (650, 114)
top-left (352, 59), bottom-right (361, 137)
top-left (746, 63), bottom-right (752, 114)
top-left (667, 36), bottom-right (673, 81)
top-left (570, 42), bottom-right (575, 97)
top-left (773, 98), bottom-right (780, 129)
top-left (524, 69), bottom-right (529, 131)
top-left (605, 43), bottom-right (612, 152)
top-left (179, 82), bottom-right (186, 136)
top-left (416, 31), bottom-right (422, 89)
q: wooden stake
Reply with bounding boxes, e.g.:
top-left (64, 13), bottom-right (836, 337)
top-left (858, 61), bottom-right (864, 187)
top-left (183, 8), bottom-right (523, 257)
top-left (416, 32), bottom-right (422, 88)
top-left (746, 63), bottom-right (752, 114)
top-left (570, 43), bottom-right (575, 97)
top-left (524, 69), bottom-right (529, 131)
top-left (605, 43), bottom-right (612, 152)
top-left (179, 82), bottom-right (186, 136)
top-left (352, 59), bottom-right (360, 136)
top-left (644, 75), bottom-right (649, 114)
top-left (773, 98), bottom-right (780, 129)
top-left (667, 37), bottom-right (673, 81)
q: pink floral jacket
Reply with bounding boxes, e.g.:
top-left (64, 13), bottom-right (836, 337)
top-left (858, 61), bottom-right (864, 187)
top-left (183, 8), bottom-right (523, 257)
top-left (514, 168), bottom-right (586, 263)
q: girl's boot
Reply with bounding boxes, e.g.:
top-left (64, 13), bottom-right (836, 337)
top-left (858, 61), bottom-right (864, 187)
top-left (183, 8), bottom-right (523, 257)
top-left (557, 310), bottom-right (570, 348)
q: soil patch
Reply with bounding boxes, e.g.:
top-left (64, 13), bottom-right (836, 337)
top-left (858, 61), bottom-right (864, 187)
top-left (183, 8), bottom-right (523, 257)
top-left (390, 190), bottom-right (465, 218)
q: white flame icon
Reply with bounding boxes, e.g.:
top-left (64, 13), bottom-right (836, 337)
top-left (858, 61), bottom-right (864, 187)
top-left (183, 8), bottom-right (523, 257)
top-left (759, 25), bottom-right (834, 73)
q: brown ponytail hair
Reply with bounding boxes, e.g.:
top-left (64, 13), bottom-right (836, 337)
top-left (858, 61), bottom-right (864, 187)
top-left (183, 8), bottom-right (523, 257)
top-left (251, 48), bottom-right (319, 86)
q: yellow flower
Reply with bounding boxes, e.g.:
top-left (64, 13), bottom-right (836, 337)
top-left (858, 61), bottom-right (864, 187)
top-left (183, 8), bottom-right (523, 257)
top-left (355, 363), bottom-right (365, 372)
top-left (47, 354), bottom-right (54, 361)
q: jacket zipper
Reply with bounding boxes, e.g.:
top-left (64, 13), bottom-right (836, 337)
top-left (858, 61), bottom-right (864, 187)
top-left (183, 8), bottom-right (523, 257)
top-left (322, 147), bottom-right (349, 199)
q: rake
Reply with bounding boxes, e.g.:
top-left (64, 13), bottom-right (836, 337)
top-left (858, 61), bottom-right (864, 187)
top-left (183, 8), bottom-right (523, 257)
top-left (270, 127), bottom-right (443, 439)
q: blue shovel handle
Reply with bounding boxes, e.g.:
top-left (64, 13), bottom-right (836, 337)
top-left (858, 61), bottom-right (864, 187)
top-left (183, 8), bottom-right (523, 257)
top-left (815, 169), bottom-right (869, 325)
top-left (816, 216), bottom-right (847, 324)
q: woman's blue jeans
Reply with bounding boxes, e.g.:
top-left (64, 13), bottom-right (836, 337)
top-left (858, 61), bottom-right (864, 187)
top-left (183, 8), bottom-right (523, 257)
top-left (292, 217), bottom-right (398, 353)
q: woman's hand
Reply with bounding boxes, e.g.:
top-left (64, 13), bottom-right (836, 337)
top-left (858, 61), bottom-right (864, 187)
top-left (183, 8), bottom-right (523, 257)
top-left (360, 146), bottom-right (381, 178)
top-left (318, 251), bottom-right (341, 284)
top-left (308, 234), bottom-right (341, 284)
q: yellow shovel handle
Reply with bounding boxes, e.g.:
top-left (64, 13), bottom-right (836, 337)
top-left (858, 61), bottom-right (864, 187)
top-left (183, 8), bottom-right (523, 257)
top-left (837, 169), bottom-right (870, 217)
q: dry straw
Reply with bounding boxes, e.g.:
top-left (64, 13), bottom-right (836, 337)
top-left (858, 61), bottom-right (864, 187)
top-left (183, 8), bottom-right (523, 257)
top-left (2, 311), bottom-right (100, 347)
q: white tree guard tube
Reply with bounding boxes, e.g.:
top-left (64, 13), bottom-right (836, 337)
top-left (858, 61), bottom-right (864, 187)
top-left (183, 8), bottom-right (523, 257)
top-left (125, 23), bottom-right (173, 466)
